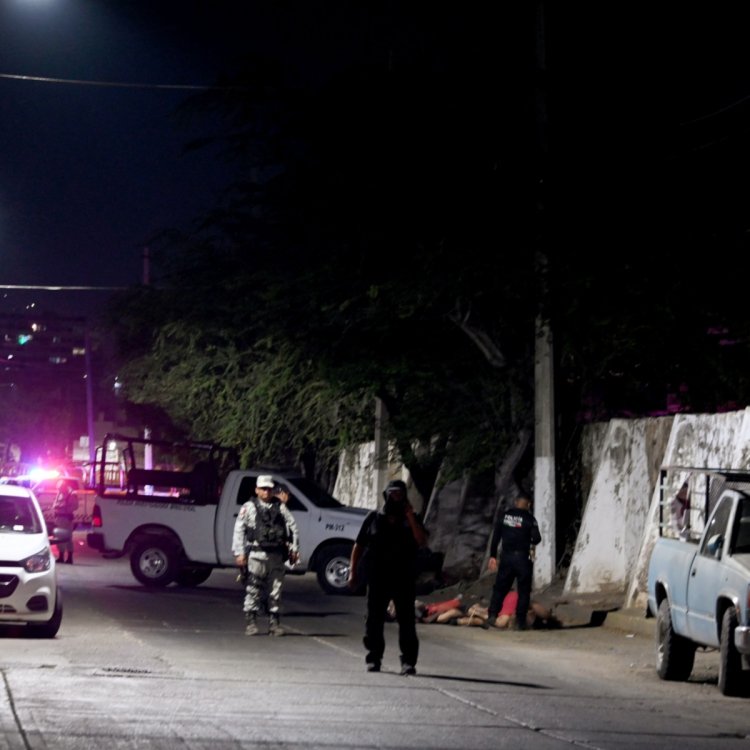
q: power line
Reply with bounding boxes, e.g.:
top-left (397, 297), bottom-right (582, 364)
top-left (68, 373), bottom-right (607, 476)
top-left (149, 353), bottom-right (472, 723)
top-left (0, 285), bottom-right (126, 291)
top-left (0, 72), bottom-right (249, 92)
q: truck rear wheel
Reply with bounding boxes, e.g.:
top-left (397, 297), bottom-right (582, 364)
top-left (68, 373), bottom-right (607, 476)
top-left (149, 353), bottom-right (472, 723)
top-left (316, 543), bottom-right (355, 595)
top-left (130, 538), bottom-right (180, 587)
top-left (719, 607), bottom-right (746, 696)
top-left (656, 599), bottom-right (695, 680)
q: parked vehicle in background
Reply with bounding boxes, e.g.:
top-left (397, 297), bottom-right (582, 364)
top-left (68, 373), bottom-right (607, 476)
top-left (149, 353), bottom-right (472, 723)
top-left (86, 434), bottom-right (369, 594)
top-left (0, 484), bottom-right (66, 637)
top-left (647, 466), bottom-right (750, 696)
top-left (0, 475), bottom-right (35, 488)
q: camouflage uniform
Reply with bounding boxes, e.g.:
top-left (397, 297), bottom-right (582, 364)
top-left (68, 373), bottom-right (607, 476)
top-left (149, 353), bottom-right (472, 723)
top-left (52, 484), bottom-right (78, 564)
top-left (232, 493), bottom-right (299, 633)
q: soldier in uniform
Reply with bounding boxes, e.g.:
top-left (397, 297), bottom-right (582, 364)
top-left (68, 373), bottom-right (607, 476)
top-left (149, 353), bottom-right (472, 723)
top-left (484, 493), bottom-right (541, 631)
top-left (232, 475), bottom-right (299, 636)
top-left (52, 479), bottom-right (79, 564)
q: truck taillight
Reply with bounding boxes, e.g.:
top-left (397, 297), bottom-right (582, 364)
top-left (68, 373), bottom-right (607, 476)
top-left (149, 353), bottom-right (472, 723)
top-left (92, 504), bottom-right (102, 528)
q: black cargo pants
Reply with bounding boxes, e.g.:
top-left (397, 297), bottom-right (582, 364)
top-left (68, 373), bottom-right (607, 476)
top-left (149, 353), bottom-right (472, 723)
top-left (487, 550), bottom-right (533, 629)
top-left (364, 574), bottom-right (419, 668)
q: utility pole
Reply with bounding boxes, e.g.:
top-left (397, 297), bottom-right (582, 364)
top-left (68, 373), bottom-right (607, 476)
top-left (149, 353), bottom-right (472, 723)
top-left (534, 307), bottom-right (555, 588)
top-left (85, 328), bottom-right (96, 474)
top-left (374, 398), bottom-right (389, 509)
top-left (142, 246), bottom-right (152, 481)
top-left (532, 1), bottom-right (556, 590)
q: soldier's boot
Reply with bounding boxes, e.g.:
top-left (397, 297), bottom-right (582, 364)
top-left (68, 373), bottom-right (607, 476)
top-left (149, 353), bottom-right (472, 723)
top-left (245, 613), bottom-right (260, 636)
top-left (268, 614), bottom-right (285, 637)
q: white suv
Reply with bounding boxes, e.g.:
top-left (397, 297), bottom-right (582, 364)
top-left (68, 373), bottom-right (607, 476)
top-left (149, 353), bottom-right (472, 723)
top-left (0, 485), bottom-right (63, 637)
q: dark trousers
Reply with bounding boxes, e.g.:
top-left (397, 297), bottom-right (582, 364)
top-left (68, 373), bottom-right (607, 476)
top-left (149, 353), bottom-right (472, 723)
top-left (488, 551), bottom-right (533, 629)
top-left (364, 576), bottom-right (418, 667)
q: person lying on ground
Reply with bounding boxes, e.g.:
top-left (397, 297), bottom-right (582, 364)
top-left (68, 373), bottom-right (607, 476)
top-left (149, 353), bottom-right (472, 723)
top-left (415, 591), bottom-right (555, 629)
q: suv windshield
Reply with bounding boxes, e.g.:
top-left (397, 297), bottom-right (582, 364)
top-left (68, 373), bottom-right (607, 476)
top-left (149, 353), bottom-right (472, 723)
top-left (0, 496), bottom-right (42, 533)
top-left (288, 477), bottom-right (343, 509)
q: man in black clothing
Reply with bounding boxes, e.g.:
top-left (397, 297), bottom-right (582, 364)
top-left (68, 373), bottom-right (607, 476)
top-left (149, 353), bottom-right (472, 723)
top-left (485, 493), bottom-right (541, 631)
top-left (347, 479), bottom-right (428, 675)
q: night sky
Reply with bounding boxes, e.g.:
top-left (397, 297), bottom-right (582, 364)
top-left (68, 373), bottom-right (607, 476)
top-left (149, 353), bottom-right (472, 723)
top-left (1, 3), bottom-right (749, 319)
top-left (0, 1), bottom-right (342, 318)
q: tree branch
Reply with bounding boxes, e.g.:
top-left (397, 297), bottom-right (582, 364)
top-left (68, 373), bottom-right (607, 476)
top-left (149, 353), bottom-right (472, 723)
top-left (449, 304), bottom-right (506, 369)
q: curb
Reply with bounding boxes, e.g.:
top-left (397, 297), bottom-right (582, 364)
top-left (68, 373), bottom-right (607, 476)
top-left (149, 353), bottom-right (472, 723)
top-left (601, 608), bottom-right (655, 639)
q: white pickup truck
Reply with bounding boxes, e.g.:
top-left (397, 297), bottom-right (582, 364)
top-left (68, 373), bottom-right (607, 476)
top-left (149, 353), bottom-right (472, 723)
top-left (86, 434), bottom-right (369, 594)
top-left (647, 467), bottom-right (750, 696)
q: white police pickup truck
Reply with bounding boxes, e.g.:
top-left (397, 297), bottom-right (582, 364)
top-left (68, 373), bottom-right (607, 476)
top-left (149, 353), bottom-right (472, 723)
top-left (647, 467), bottom-right (750, 696)
top-left (86, 434), bottom-right (369, 594)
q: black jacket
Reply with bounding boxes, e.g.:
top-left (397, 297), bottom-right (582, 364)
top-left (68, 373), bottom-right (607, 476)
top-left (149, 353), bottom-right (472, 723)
top-left (356, 510), bottom-right (422, 580)
top-left (489, 507), bottom-right (541, 558)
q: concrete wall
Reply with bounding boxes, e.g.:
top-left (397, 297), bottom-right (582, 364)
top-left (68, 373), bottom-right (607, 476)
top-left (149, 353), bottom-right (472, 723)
top-left (333, 445), bottom-right (487, 581)
top-left (332, 442), bottom-right (379, 510)
top-left (333, 408), bottom-right (750, 604)
top-left (567, 407), bottom-right (750, 610)
top-left (420, 475), bottom-right (497, 581)
top-left (563, 418), bottom-right (672, 597)
top-left (333, 441), bottom-right (425, 514)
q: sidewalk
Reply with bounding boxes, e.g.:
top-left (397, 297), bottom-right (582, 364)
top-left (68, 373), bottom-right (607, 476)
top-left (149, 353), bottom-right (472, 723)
top-left (601, 606), bottom-right (655, 638)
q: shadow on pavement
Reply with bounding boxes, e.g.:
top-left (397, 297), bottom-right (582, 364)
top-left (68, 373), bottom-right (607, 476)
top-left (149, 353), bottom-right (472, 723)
top-left (416, 672), bottom-right (551, 689)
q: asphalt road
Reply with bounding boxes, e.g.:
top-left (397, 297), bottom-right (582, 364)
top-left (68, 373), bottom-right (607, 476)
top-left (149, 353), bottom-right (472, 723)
top-left (1, 533), bottom-right (749, 749)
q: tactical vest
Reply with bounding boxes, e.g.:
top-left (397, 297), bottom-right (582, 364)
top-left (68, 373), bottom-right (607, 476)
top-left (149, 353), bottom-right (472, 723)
top-left (246, 498), bottom-right (289, 552)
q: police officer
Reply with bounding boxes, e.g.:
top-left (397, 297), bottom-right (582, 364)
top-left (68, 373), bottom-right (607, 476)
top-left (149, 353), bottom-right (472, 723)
top-left (347, 479), bottom-right (428, 675)
top-left (232, 475), bottom-right (299, 636)
top-left (484, 493), bottom-right (541, 631)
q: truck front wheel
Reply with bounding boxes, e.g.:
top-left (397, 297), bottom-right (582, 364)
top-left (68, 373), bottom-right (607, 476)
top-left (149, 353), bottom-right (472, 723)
top-left (130, 538), bottom-right (180, 587)
top-left (656, 599), bottom-right (695, 680)
top-left (316, 544), bottom-right (355, 595)
top-left (719, 607), bottom-right (746, 696)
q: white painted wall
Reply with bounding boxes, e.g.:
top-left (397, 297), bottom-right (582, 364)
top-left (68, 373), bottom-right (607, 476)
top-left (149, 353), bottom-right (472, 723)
top-left (332, 407), bottom-right (750, 602)
top-left (563, 419), bottom-right (667, 596)
top-left (332, 442), bottom-right (378, 509)
top-left (332, 440), bottom-right (424, 513)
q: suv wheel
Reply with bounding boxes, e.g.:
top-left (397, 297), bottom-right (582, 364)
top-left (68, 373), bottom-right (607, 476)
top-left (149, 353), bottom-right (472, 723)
top-left (27, 590), bottom-right (63, 638)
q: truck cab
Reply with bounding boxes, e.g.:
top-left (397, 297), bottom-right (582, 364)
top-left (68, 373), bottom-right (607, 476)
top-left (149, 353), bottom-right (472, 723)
top-left (215, 469), bottom-right (369, 593)
top-left (648, 467), bottom-right (750, 696)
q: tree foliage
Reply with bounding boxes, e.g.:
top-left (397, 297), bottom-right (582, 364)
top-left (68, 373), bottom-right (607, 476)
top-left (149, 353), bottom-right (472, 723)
top-left (106, 17), bottom-right (543, 495)
top-left (107, 5), bottom-right (750, 513)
